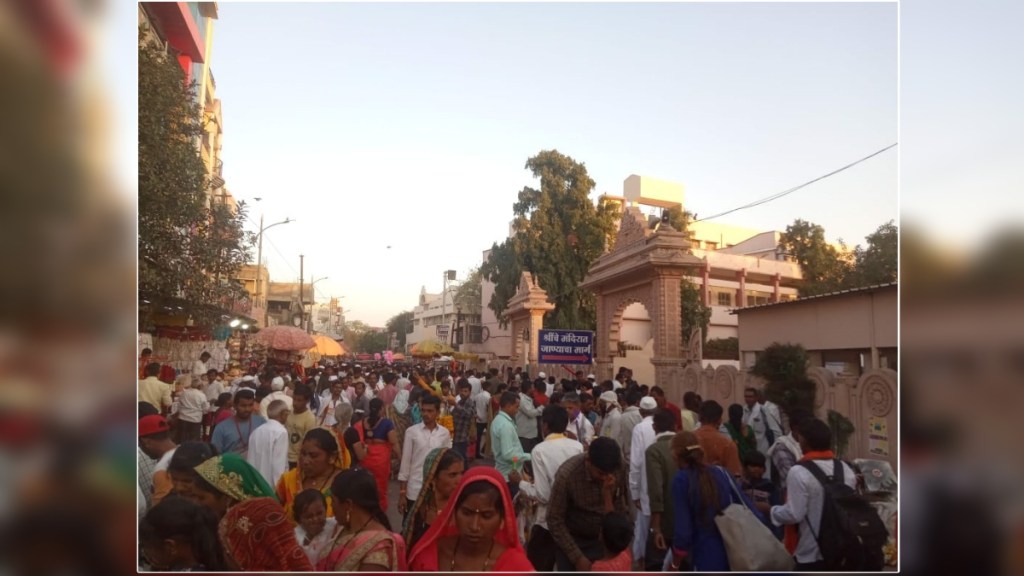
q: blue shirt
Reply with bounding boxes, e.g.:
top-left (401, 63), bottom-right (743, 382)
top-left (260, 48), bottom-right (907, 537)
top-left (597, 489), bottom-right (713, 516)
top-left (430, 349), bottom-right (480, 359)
top-left (490, 411), bottom-right (531, 480)
top-left (211, 415), bottom-right (267, 455)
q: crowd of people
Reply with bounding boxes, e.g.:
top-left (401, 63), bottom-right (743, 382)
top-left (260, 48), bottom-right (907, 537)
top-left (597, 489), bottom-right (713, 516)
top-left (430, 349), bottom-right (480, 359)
top-left (138, 357), bottom-right (887, 572)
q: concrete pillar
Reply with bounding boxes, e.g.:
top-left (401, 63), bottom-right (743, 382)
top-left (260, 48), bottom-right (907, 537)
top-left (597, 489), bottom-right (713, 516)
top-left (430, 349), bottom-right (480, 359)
top-left (651, 269), bottom-right (684, 393)
top-left (771, 273), bottom-right (781, 303)
top-left (529, 310), bottom-right (546, 367)
top-left (702, 261), bottom-right (711, 306)
top-left (736, 269), bottom-right (747, 308)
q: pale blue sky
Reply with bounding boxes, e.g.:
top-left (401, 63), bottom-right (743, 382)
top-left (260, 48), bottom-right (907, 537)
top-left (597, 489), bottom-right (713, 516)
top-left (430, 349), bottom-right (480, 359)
top-left (122, 2), bottom-right (899, 326)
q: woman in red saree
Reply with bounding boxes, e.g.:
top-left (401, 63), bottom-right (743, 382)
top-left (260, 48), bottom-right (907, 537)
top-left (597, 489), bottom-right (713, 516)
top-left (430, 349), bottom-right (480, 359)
top-left (218, 497), bottom-right (314, 571)
top-left (352, 398), bottom-right (401, 510)
top-left (407, 467), bottom-right (534, 571)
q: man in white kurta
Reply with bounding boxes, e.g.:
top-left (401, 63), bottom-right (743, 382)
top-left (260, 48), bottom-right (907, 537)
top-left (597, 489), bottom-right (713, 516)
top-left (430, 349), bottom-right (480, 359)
top-left (629, 397), bottom-right (659, 569)
top-left (247, 399), bottom-right (290, 488)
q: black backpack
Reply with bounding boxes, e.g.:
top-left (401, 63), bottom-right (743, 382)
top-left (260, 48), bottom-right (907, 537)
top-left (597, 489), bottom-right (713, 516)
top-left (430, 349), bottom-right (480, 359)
top-left (797, 459), bottom-right (888, 571)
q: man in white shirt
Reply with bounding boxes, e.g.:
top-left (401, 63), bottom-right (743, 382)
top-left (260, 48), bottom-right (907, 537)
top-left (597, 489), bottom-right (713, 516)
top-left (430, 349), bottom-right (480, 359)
top-left (203, 369), bottom-right (225, 405)
top-left (629, 396), bottom-right (660, 568)
top-left (770, 418), bottom-right (858, 571)
top-left (516, 380), bottom-right (545, 453)
top-left (743, 387), bottom-right (784, 471)
top-left (398, 395), bottom-right (452, 519)
top-left (619, 388), bottom-right (644, 461)
top-left (466, 369), bottom-right (482, 398)
top-left (247, 399), bottom-right (291, 488)
top-left (510, 405), bottom-right (583, 571)
top-left (317, 377), bottom-right (349, 427)
top-left (173, 375), bottom-right (209, 443)
top-left (191, 351), bottom-right (211, 380)
top-left (474, 382), bottom-right (492, 459)
top-left (562, 392), bottom-right (595, 448)
top-left (260, 376), bottom-right (294, 418)
top-left (598, 391), bottom-right (623, 442)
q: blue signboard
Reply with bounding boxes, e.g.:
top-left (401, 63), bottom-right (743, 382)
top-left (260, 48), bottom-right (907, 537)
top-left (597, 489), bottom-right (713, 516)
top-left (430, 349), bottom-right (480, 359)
top-left (537, 329), bottom-right (594, 365)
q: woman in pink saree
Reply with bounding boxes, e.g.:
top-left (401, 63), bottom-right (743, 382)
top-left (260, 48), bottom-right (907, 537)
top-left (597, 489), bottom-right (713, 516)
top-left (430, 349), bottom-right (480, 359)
top-left (315, 468), bottom-right (407, 572)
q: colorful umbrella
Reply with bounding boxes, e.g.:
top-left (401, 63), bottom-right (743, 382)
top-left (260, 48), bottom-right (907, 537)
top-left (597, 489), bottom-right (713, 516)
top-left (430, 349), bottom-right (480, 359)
top-left (253, 325), bottom-right (316, 351)
top-left (308, 334), bottom-right (343, 356)
top-left (410, 339), bottom-right (455, 357)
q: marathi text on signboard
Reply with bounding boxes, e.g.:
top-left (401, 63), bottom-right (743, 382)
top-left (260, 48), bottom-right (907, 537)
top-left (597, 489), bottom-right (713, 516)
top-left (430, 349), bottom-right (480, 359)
top-left (537, 329), bottom-right (594, 365)
top-left (435, 324), bottom-right (450, 343)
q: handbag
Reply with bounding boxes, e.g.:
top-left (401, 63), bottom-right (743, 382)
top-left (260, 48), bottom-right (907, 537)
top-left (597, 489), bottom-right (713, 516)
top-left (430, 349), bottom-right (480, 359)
top-left (714, 468), bottom-right (795, 571)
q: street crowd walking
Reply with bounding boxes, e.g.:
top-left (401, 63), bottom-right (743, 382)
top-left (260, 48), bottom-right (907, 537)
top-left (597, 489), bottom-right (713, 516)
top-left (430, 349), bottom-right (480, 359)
top-left (139, 356), bottom-right (891, 572)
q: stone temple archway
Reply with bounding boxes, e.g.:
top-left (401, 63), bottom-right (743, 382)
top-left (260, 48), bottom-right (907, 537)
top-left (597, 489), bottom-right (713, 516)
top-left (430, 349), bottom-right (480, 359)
top-left (581, 207), bottom-right (704, 399)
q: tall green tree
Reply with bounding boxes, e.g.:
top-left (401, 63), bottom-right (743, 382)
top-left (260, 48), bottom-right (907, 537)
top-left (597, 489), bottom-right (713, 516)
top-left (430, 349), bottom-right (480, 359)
top-left (481, 150), bottom-right (618, 330)
top-left (681, 278), bottom-right (712, 345)
top-left (454, 267), bottom-right (482, 317)
top-left (779, 219), bottom-right (853, 296)
top-left (385, 311), bottom-right (414, 349)
top-left (138, 27), bottom-right (251, 322)
top-left (852, 220), bottom-right (898, 286)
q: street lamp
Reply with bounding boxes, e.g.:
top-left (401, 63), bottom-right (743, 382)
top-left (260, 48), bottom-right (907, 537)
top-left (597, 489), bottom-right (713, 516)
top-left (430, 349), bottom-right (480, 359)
top-left (255, 215), bottom-right (293, 328)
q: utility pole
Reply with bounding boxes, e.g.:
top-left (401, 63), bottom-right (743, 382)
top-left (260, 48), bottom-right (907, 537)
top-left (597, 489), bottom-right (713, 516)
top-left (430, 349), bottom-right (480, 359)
top-left (299, 254), bottom-right (305, 329)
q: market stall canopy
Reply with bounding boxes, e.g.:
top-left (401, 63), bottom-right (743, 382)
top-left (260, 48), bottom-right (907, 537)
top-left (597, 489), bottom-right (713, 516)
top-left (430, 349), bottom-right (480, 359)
top-left (309, 334), bottom-right (345, 356)
top-left (253, 325), bottom-right (315, 351)
top-left (391, 353), bottom-right (406, 361)
top-left (410, 339), bottom-right (455, 357)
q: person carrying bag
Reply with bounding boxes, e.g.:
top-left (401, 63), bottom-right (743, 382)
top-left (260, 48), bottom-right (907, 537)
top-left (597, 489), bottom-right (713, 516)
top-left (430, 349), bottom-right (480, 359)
top-left (715, 467), bottom-right (795, 571)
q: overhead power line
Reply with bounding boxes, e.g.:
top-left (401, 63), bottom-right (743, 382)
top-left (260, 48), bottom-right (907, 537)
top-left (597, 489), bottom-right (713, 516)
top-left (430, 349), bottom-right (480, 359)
top-left (693, 143), bottom-right (898, 223)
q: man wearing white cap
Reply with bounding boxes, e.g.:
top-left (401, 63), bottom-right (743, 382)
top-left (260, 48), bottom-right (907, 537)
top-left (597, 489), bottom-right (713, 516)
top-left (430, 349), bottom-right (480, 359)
top-left (629, 396), bottom-right (660, 569)
top-left (259, 376), bottom-right (294, 419)
top-left (317, 376), bottom-right (349, 427)
top-left (597, 391), bottom-right (623, 442)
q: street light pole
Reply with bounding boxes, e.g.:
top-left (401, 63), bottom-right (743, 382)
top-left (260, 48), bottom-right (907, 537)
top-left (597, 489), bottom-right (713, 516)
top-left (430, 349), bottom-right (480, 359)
top-left (255, 214), bottom-right (292, 328)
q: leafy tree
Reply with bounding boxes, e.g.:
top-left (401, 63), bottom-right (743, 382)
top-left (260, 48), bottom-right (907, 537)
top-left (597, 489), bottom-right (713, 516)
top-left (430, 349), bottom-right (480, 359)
top-left (385, 311), bottom-right (415, 350)
top-left (779, 219), bottom-right (853, 296)
top-left (481, 150), bottom-right (618, 330)
top-left (751, 342), bottom-right (816, 414)
top-left (703, 337), bottom-right (739, 360)
top-left (852, 220), bottom-right (898, 286)
top-left (480, 241), bottom-right (522, 329)
top-left (138, 27), bottom-right (252, 324)
top-left (453, 267), bottom-right (482, 316)
top-left (681, 279), bottom-right (712, 345)
top-left (360, 331), bottom-right (391, 354)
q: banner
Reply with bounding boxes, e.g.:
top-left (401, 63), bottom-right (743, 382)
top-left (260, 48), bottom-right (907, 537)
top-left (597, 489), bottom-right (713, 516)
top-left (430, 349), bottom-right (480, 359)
top-left (537, 329), bottom-right (594, 365)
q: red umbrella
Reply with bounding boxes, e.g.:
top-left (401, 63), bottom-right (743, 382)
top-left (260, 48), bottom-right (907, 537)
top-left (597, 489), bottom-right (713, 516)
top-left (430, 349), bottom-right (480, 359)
top-left (253, 325), bottom-right (316, 351)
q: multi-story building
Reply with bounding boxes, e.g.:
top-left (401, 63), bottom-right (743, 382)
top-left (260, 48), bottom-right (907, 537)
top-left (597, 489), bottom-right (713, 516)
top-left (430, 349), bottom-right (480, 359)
top-left (265, 282), bottom-right (313, 328)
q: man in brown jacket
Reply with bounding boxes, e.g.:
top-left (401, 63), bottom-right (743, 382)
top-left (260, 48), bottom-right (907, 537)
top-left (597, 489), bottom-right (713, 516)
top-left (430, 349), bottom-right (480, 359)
top-left (694, 400), bottom-right (742, 477)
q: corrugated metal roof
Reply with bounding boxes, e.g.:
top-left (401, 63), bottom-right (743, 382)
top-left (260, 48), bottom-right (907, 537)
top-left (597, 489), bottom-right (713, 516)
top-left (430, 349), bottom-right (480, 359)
top-left (730, 282), bottom-right (897, 314)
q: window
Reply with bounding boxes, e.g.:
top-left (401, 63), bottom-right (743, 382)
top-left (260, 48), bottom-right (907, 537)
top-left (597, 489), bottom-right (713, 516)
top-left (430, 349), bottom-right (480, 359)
top-left (705, 241), bottom-right (718, 250)
top-left (467, 325), bottom-right (484, 344)
top-left (717, 292), bottom-right (733, 306)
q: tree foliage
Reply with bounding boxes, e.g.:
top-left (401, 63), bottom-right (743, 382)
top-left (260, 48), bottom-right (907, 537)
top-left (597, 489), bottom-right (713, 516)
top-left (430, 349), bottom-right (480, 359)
top-left (453, 267), bottom-right (482, 317)
top-left (385, 310), bottom-right (415, 349)
top-left (751, 342), bottom-right (816, 415)
top-left (681, 279), bottom-right (712, 346)
top-left (779, 219), bottom-right (853, 296)
top-left (781, 218), bottom-right (898, 297)
top-left (138, 27), bottom-right (252, 322)
top-left (852, 220), bottom-right (898, 286)
top-left (481, 150), bottom-right (618, 330)
top-left (703, 337), bottom-right (739, 360)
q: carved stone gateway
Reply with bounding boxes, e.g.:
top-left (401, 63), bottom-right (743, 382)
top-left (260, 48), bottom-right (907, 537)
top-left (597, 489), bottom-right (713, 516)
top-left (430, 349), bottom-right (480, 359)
top-left (581, 207), bottom-right (704, 400)
top-left (506, 272), bottom-right (556, 365)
